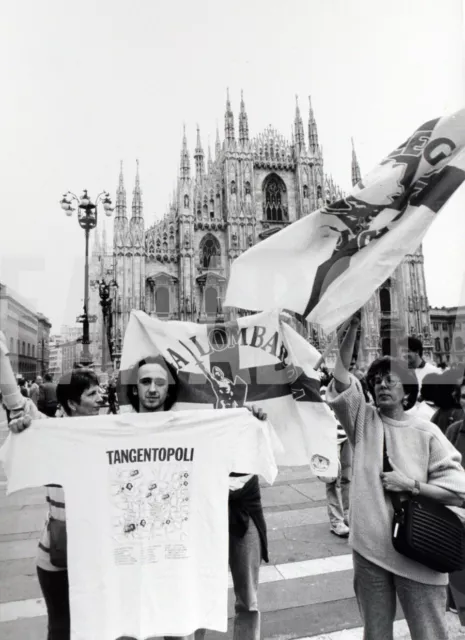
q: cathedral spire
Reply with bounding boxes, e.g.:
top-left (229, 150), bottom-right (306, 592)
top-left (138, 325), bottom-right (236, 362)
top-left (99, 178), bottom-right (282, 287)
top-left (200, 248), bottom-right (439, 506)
top-left (308, 95), bottom-right (320, 154)
top-left (239, 89), bottom-right (249, 145)
top-left (294, 95), bottom-right (306, 153)
top-left (194, 125), bottom-right (205, 179)
top-left (115, 160), bottom-right (127, 218)
top-left (208, 140), bottom-right (213, 172)
top-left (180, 125), bottom-right (191, 180)
top-left (215, 123), bottom-right (221, 157)
top-left (224, 88), bottom-right (235, 144)
top-left (351, 137), bottom-right (362, 186)
top-left (132, 159), bottom-right (143, 218)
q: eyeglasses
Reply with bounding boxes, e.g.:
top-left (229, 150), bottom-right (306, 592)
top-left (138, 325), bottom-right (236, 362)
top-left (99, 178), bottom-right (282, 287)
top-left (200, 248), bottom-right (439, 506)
top-left (373, 374), bottom-right (402, 388)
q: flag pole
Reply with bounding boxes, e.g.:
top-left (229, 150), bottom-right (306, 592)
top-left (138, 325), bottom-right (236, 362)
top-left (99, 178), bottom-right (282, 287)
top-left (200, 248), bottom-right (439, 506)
top-left (314, 318), bottom-right (351, 370)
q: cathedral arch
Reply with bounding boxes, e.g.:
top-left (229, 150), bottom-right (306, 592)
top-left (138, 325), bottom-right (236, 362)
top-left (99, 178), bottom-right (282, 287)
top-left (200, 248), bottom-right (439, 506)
top-left (262, 173), bottom-right (288, 222)
top-left (205, 286), bottom-right (219, 316)
top-left (200, 233), bottom-right (221, 269)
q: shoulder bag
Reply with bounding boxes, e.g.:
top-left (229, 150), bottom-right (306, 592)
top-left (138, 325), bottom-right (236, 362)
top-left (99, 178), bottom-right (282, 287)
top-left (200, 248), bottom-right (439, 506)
top-left (48, 516), bottom-right (68, 569)
top-left (383, 430), bottom-right (465, 573)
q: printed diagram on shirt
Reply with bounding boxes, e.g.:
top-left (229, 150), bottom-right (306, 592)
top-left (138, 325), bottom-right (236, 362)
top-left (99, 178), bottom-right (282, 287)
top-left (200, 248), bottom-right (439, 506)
top-left (110, 466), bottom-right (191, 545)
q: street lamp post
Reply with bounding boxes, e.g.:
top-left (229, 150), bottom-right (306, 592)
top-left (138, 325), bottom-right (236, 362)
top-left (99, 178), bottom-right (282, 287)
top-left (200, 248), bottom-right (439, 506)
top-left (60, 189), bottom-right (114, 366)
top-left (90, 278), bottom-right (118, 371)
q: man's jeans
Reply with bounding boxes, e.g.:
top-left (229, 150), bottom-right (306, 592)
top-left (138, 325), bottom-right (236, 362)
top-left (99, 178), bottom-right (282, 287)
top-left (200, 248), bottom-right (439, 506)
top-left (326, 439), bottom-right (352, 527)
top-left (194, 519), bottom-right (261, 640)
top-left (353, 551), bottom-right (448, 640)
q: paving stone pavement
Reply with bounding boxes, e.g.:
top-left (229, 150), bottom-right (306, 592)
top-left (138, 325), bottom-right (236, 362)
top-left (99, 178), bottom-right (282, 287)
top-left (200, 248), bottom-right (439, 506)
top-left (1, 415), bottom-right (465, 639)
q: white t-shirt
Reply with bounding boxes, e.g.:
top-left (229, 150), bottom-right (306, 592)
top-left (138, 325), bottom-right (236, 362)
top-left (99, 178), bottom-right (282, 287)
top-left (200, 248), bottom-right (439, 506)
top-left (0, 408), bottom-right (277, 639)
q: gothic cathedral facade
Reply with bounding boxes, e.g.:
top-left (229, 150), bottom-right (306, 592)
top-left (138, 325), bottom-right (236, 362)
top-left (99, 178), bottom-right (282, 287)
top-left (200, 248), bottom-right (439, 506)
top-left (91, 92), bottom-right (432, 368)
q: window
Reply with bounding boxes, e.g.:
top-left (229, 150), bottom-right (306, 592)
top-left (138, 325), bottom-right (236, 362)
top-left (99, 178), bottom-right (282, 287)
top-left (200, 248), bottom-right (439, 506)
top-left (444, 337), bottom-right (450, 352)
top-left (184, 194), bottom-right (189, 208)
top-left (263, 174), bottom-right (288, 222)
top-left (245, 181), bottom-right (251, 195)
top-left (433, 323), bottom-right (439, 331)
top-left (32, 345), bottom-right (35, 357)
top-left (27, 343), bottom-right (30, 356)
top-left (22, 341), bottom-right (25, 355)
top-left (303, 185), bottom-right (309, 198)
top-left (155, 287), bottom-right (170, 317)
top-left (230, 181), bottom-right (236, 195)
top-left (379, 288), bottom-right (391, 315)
top-left (205, 286), bottom-right (219, 316)
top-left (200, 234), bottom-right (221, 269)
top-left (455, 336), bottom-right (464, 352)
top-left (442, 323), bottom-right (448, 330)
top-left (435, 337), bottom-right (441, 352)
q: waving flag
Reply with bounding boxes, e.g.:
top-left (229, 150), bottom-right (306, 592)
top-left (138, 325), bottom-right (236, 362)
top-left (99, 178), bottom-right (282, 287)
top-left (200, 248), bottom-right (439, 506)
top-left (119, 310), bottom-right (338, 475)
top-left (225, 108), bottom-right (465, 333)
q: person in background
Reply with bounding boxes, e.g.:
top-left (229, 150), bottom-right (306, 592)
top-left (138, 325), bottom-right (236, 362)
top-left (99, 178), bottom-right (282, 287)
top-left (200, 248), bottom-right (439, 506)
top-left (445, 376), bottom-right (465, 623)
top-left (106, 375), bottom-right (119, 414)
top-left (406, 372), bottom-right (440, 421)
top-left (320, 386), bottom-right (351, 538)
top-left (398, 336), bottom-right (438, 386)
top-left (327, 315), bottom-right (465, 640)
top-left (38, 373), bottom-right (58, 418)
top-left (17, 377), bottom-right (29, 398)
top-left (431, 369), bottom-right (464, 434)
top-left (29, 375), bottom-right (43, 407)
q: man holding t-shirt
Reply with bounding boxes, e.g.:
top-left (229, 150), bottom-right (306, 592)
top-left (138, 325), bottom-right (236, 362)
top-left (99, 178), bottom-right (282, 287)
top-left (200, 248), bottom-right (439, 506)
top-left (122, 354), bottom-right (268, 640)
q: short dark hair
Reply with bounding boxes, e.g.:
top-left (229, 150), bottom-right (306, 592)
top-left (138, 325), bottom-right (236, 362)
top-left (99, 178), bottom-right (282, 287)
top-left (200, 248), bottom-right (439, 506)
top-left (366, 356), bottom-right (419, 410)
top-left (118, 355), bottom-right (179, 412)
top-left (399, 336), bottom-right (423, 357)
top-left (44, 373), bottom-right (53, 382)
top-left (420, 372), bottom-right (442, 404)
top-left (56, 368), bottom-right (100, 416)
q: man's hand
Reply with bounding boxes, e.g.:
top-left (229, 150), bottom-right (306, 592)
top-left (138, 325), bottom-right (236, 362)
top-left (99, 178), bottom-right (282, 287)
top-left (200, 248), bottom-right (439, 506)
top-left (7, 399), bottom-right (41, 434)
top-left (247, 404), bottom-right (267, 421)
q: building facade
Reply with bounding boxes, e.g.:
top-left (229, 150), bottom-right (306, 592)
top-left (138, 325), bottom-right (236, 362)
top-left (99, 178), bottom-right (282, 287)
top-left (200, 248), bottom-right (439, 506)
top-left (430, 306), bottom-right (465, 366)
top-left (89, 92), bottom-right (433, 369)
top-left (0, 283), bottom-right (52, 379)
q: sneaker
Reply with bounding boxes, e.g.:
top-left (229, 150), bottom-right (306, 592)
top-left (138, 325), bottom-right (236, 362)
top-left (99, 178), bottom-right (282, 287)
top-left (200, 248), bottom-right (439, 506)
top-left (330, 522), bottom-right (350, 538)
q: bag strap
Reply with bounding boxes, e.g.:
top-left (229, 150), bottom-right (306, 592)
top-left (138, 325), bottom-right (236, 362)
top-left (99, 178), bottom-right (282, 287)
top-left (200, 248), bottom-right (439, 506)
top-left (382, 420), bottom-right (404, 513)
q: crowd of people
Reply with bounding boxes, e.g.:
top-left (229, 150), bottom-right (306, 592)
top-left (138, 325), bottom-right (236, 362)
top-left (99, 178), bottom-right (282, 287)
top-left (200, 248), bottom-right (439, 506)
top-left (3, 325), bottom-right (465, 640)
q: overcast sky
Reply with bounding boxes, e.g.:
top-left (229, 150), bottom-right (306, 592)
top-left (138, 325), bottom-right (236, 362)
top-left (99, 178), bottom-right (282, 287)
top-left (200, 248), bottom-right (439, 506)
top-left (1, 0), bottom-right (464, 331)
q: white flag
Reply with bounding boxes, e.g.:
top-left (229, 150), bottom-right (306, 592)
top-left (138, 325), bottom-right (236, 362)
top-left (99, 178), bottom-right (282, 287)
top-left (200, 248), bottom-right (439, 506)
top-left (225, 108), bottom-right (465, 333)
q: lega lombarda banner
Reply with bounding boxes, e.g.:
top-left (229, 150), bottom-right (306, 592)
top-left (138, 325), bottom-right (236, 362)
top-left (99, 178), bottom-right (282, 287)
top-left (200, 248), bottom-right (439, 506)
top-left (119, 310), bottom-right (338, 476)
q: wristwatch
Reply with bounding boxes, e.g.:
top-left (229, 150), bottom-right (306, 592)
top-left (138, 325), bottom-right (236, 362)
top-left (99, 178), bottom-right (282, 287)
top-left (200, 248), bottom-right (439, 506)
top-left (411, 480), bottom-right (421, 496)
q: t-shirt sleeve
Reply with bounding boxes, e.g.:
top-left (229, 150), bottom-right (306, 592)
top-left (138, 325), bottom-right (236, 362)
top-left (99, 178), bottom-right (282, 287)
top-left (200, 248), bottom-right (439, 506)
top-left (326, 376), bottom-right (367, 447)
top-left (0, 421), bottom-right (66, 494)
top-left (229, 416), bottom-right (278, 485)
top-left (427, 427), bottom-right (465, 499)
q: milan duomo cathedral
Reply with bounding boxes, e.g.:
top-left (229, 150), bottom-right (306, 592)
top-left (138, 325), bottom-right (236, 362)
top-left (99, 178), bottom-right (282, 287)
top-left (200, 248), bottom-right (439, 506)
top-left (88, 92), bottom-right (433, 370)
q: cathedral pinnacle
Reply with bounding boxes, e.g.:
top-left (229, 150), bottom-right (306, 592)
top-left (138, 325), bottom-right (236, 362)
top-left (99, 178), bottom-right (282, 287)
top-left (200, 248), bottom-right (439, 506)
top-left (308, 95), bottom-right (320, 155)
top-left (132, 159), bottom-right (143, 218)
top-left (239, 89), bottom-right (249, 145)
top-left (194, 125), bottom-right (205, 178)
top-left (115, 160), bottom-right (127, 218)
top-left (294, 95), bottom-right (306, 153)
top-left (215, 123), bottom-right (221, 157)
top-left (224, 88), bottom-right (235, 144)
top-left (351, 137), bottom-right (362, 186)
top-left (180, 125), bottom-right (191, 180)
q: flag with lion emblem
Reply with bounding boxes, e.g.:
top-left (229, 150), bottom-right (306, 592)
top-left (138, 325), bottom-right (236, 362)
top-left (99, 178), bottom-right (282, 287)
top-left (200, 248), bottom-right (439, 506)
top-left (119, 310), bottom-right (338, 476)
top-left (225, 107), bottom-right (465, 333)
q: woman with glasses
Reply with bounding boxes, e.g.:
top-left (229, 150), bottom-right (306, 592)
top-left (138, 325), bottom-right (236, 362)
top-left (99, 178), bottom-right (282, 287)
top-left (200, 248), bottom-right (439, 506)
top-left (326, 315), bottom-right (465, 640)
